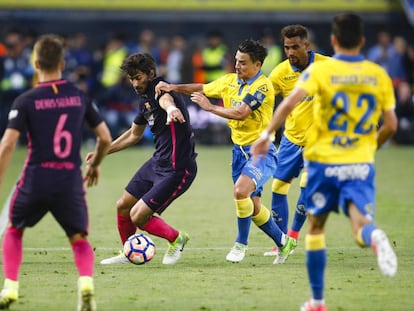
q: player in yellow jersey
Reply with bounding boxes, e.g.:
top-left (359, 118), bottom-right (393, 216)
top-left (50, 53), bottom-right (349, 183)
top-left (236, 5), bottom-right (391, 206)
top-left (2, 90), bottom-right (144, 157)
top-left (264, 25), bottom-right (330, 263)
top-left (156, 39), bottom-right (295, 263)
top-left (251, 13), bottom-right (397, 311)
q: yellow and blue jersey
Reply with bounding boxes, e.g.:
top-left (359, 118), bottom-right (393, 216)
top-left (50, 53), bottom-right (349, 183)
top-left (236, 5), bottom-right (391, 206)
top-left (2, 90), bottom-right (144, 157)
top-left (203, 71), bottom-right (274, 146)
top-left (297, 54), bottom-right (396, 164)
top-left (268, 51), bottom-right (330, 146)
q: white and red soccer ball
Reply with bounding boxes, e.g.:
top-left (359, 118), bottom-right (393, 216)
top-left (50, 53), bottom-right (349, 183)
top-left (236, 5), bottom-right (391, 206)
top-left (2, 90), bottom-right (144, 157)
top-left (123, 233), bottom-right (156, 265)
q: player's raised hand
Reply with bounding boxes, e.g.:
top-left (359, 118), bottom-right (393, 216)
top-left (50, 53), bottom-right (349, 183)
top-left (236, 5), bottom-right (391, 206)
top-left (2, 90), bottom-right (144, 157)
top-left (155, 81), bottom-right (172, 98)
top-left (250, 135), bottom-right (271, 164)
top-left (85, 152), bottom-right (94, 164)
top-left (84, 152), bottom-right (99, 187)
top-left (84, 165), bottom-right (100, 187)
top-left (166, 106), bottom-right (186, 124)
top-left (190, 92), bottom-right (213, 111)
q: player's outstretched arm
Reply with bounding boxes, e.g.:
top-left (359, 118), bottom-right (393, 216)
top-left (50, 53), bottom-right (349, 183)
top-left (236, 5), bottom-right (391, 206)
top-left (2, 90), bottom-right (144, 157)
top-left (251, 87), bottom-right (306, 162)
top-left (155, 81), bottom-right (203, 96)
top-left (103, 123), bottom-right (147, 156)
top-left (190, 91), bottom-right (251, 120)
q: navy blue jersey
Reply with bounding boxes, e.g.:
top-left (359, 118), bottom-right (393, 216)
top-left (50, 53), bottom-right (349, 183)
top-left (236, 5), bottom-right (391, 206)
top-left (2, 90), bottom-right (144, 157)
top-left (134, 77), bottom-right (197, 170)
top-left (7, 79), bottom-right (103, 192)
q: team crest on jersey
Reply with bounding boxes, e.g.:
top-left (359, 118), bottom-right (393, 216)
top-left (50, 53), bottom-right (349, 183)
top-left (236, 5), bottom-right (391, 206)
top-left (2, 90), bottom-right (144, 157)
top-left (145, 102), bottom-right (151, 111)
top-left (147, 114), bottom-right (155, 126)
top-left (257, 84), bottom-right (268, 93)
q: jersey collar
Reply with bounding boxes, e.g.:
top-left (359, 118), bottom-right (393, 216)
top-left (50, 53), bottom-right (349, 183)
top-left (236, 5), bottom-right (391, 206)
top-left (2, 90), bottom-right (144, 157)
top-left (333, 54), bottom-right (365, 62)
top-left (36, 79), bottom-right (67, 87)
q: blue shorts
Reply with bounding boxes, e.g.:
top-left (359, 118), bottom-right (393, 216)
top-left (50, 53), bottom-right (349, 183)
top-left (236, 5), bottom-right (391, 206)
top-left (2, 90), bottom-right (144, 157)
top-left (126, 157), bottom-right (197, 214)
top-left (305, 161), bottom-right (376, 219)
top-left (273, 135), bottom-right (304, 181)
top-left (10, 188), bottom-right (89, 237)
top-left (232, 143), bottom-right (277, 197)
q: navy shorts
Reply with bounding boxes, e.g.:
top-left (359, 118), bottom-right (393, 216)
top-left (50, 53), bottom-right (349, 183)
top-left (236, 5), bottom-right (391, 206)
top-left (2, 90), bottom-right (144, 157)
top-left (125, 157), bottom-right (197, 214)
top-left (10, 188), bottom-right (89, 237)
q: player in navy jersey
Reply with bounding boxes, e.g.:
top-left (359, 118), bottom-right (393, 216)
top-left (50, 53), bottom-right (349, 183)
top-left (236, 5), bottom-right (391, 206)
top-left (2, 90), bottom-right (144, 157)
top-left (0, 34), bottom-right (112, 310)
top-left (95, 52), bottom-right (197, 266)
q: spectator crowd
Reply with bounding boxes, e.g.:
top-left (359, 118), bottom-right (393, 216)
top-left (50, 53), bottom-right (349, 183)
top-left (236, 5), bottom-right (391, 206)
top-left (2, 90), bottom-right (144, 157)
top-left (1, 27), bottom-right (414, 145)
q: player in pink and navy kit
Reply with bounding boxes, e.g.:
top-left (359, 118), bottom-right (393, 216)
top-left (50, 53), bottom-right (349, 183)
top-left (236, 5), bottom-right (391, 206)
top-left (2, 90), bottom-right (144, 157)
top-left (0, 34), bottom-right (111, 310)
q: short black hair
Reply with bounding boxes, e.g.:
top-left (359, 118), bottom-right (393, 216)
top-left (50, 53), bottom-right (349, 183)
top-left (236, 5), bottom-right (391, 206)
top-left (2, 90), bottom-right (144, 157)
top-left (332, 13), bottom-right (363, 49)
top-left (237, 39), bottom-right (267, 64)
top-left (280, 24), bottom-right (308, 42)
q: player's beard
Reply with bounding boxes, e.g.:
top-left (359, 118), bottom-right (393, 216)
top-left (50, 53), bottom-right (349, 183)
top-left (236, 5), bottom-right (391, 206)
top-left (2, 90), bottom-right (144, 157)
top-left (288, 56), bottom-right (300, 67)
top-left (134, 78), bottom-right (150, 95)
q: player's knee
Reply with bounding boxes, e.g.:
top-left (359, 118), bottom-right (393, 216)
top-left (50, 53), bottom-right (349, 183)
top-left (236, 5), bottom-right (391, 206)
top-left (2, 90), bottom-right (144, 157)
top-left (69, 232), bottom-right (87, 244)
top-left (116, 198), bottom-right (131, 215)
top-left (233, 185), bottom-right (250, 200)
top-left (130, 203), bottom-right (153, 229)
top-left (129, 206), bottom-right (142, 227)
top-left (132, 218), bottom-right (146, 230)
top-left (272, 179), bottom-right (291, 195)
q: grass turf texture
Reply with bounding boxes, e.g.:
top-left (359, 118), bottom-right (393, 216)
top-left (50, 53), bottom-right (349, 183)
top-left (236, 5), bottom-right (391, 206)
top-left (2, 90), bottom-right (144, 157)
top-left (0, 145), bottom-right (413, 311)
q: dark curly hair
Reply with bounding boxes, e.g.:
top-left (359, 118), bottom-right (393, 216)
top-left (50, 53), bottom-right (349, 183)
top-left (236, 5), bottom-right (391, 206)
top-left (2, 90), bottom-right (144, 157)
top-left (120, 53), bottom-right (157, 77)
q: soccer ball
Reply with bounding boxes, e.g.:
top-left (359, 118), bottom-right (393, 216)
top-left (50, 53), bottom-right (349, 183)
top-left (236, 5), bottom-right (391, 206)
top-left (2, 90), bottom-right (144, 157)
top-left (123, 233), bottom-right (156, 265)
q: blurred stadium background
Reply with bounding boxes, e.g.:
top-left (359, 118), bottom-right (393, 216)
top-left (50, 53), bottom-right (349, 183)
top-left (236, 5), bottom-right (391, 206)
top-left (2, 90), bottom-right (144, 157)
top-left (1, 0), bottom-right (414, 145)
top-left (0, 1), bottom-right (411, 38)
top-left (0, 1), bottom-right (411, 51)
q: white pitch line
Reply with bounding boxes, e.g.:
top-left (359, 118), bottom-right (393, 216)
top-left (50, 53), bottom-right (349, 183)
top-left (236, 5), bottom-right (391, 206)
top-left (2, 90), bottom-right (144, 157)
top-left (19, 246), bottom-right (373, 252)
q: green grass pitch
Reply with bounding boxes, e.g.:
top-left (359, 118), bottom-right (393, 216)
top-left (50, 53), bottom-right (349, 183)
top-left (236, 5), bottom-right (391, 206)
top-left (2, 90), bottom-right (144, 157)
top-left (0, 145), bottom-right (413, 310)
